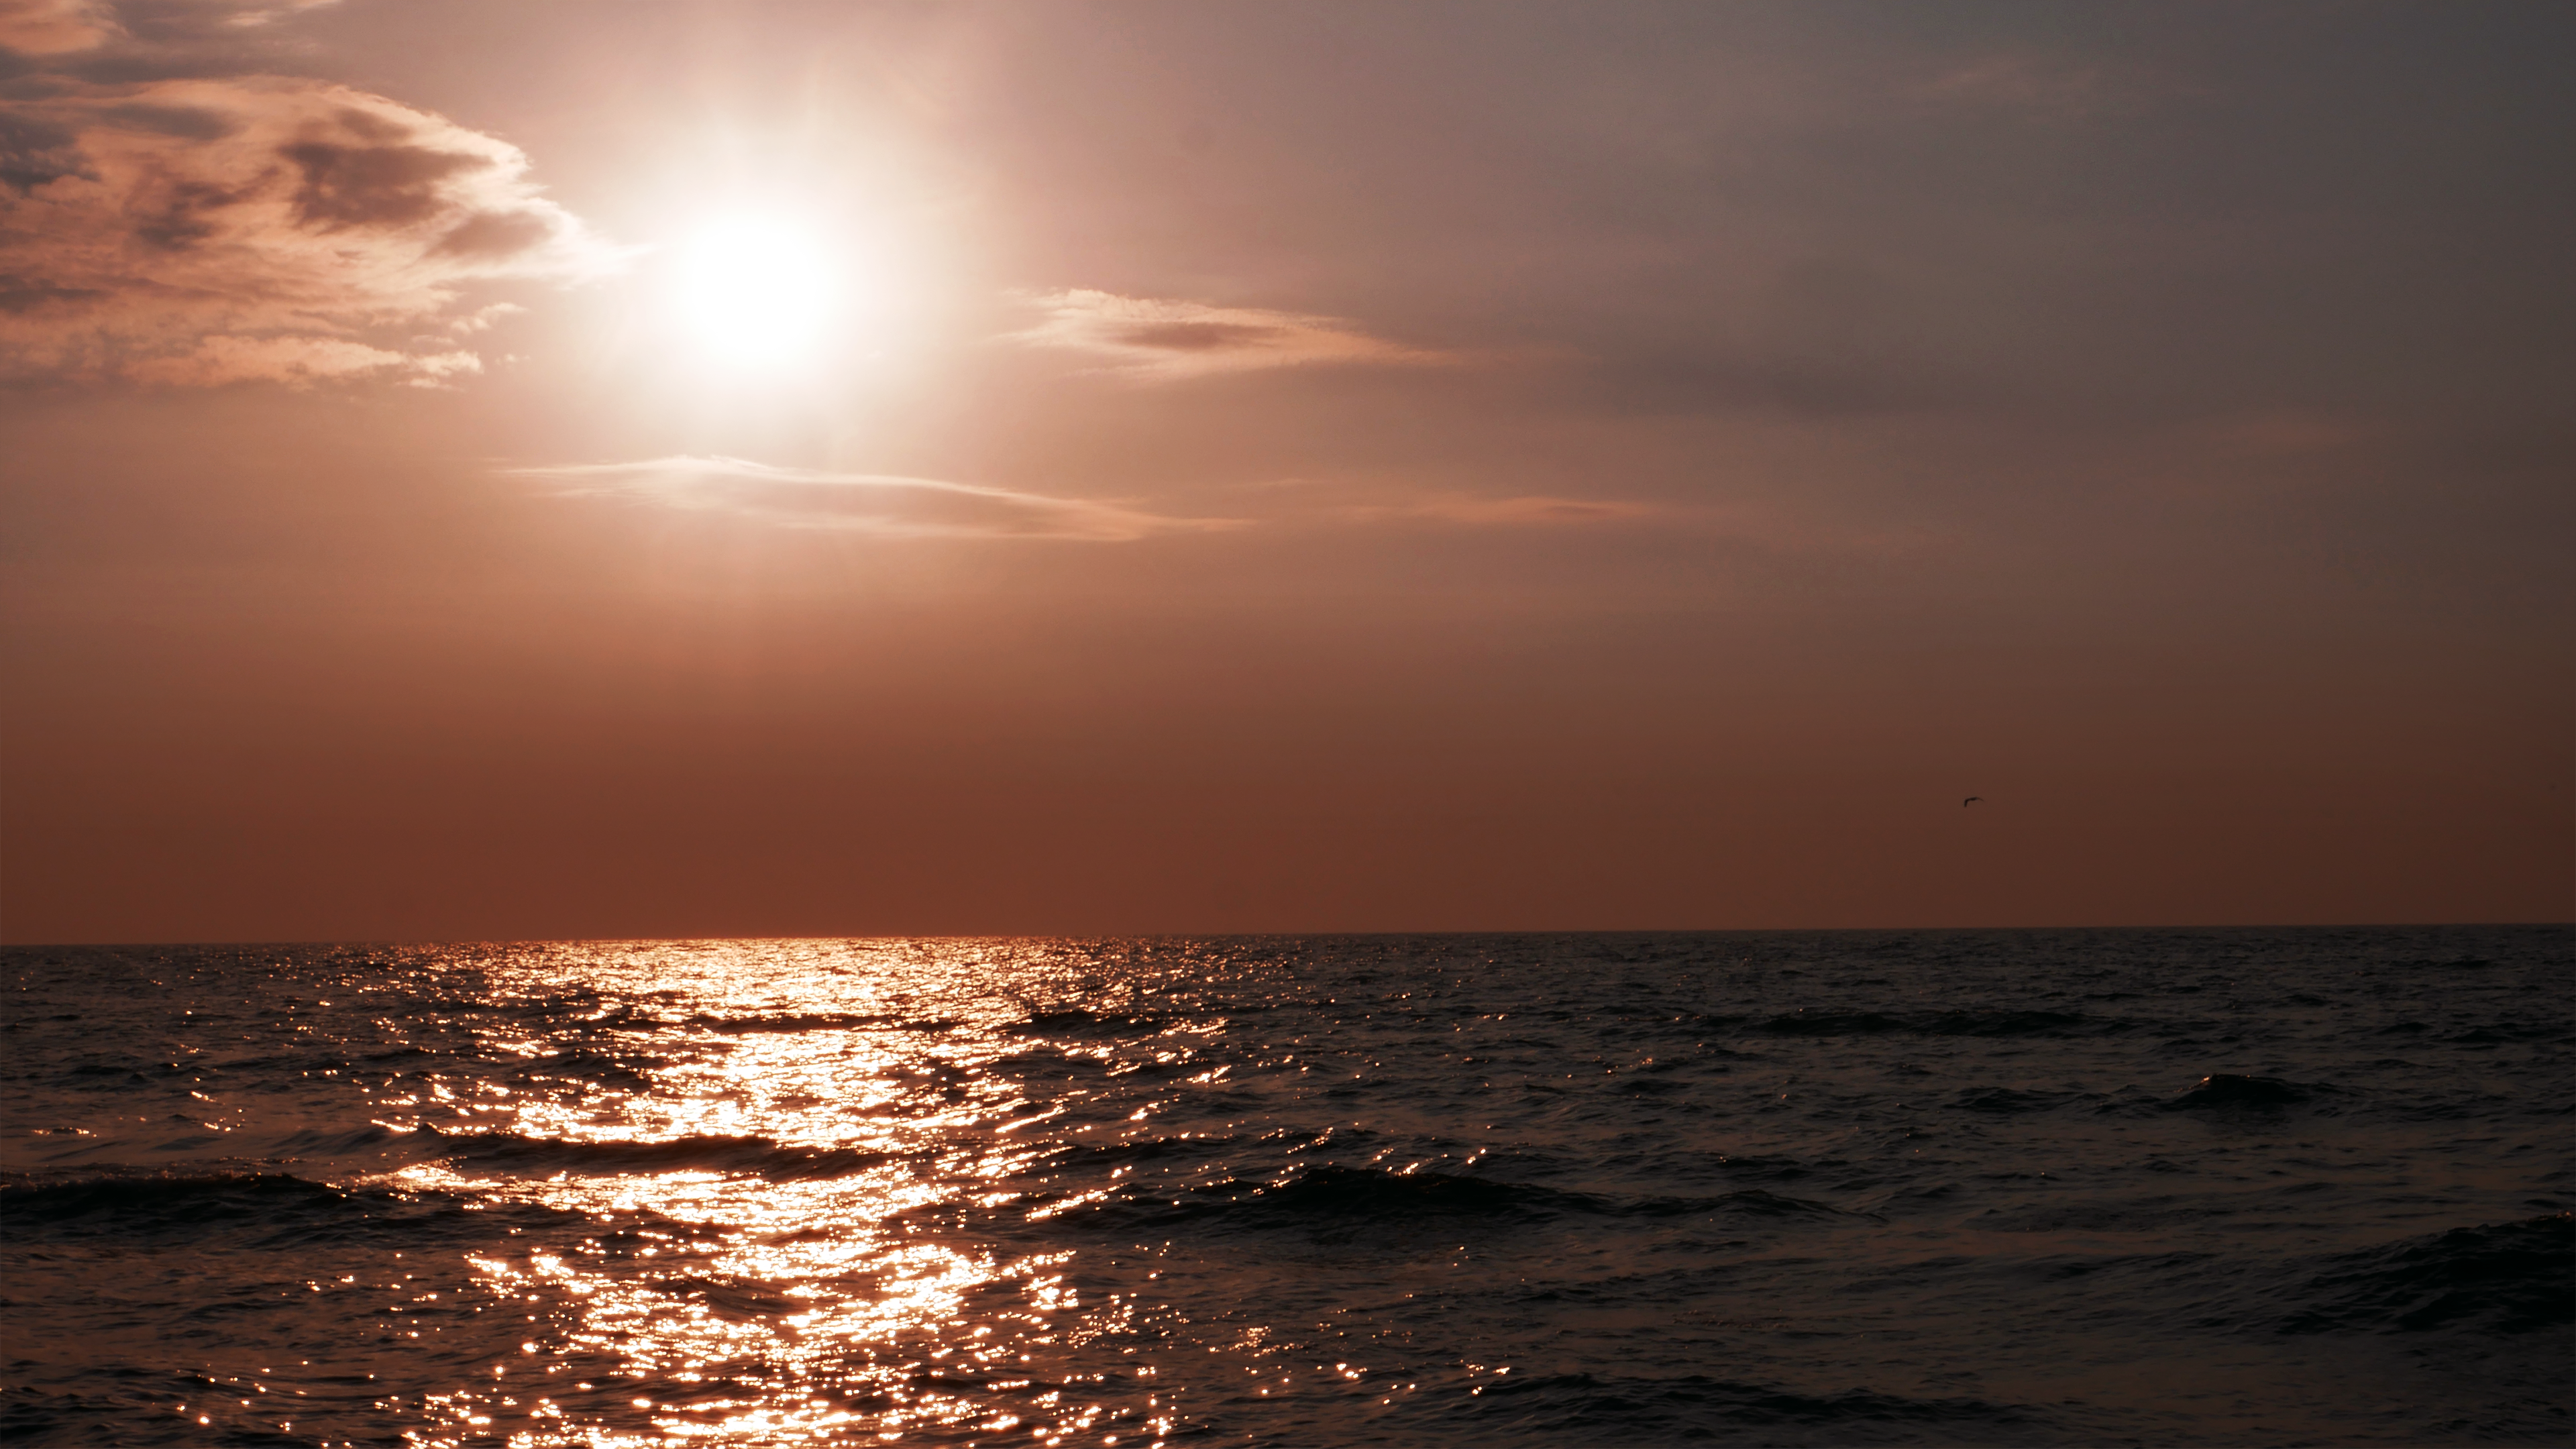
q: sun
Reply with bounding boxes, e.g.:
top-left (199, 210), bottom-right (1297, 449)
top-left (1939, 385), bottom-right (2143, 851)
top-left (667, 216), bottom-right (843, 367)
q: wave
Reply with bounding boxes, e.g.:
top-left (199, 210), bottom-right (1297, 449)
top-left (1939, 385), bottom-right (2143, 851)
top-left (1926, 1010), bottom-right (2104, 1036)
top-left (645, 1273), bottom-right (804, 1320)
top-left (268, 1123), bottom-right (411, 1157)
top-left (1440, 1371), bottom-right (2063, 1443)
top-left (2446, 1022), bottom-right (2574, 1044)
top-left (684, 1012), bottom-right (910, 1034)
top-left (1752, 1009), bottom-right (2118, 1038)
top-left (2160, 1073), bottom-right (2322, 1110)
top-left (0, 1171), bottom-right (582, 1249)
top-left (1, 1171), bottom-right (357, 1228)
top-left (1948, 1087), bottom-right (2084, 1114)
top-left (61, 1059), bottom-right (180, 1079)
top-left (2279, 1212), bottom-right (2573, 1335)
top-left (1031, 1134), bottom-right (1239, 1170)
top-left (508, 1050), bottom-right (661, 1091)
top-left (1010, 1008), bottom-right (1177, 1036)
top-left (1085, 1165), bottom-right (1855, 1231)
top-left (1754, 1011), bottom-right (1907, 1035)
top-left (416, 1127), bottom-right (894, 1180)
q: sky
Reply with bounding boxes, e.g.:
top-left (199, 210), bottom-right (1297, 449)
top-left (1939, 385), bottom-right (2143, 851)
top-left (1, 0), bottom-right (2568, 943)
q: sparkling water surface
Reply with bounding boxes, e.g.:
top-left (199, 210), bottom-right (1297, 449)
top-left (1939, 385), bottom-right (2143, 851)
top-left (3, 928), bottom-right (2569, 1446)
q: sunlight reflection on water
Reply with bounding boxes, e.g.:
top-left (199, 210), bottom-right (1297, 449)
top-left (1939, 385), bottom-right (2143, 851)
top-left (378, 940), bottom-right (1184, 1447)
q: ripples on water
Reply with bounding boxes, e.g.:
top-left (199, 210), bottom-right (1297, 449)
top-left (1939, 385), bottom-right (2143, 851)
top-left (3, 929), bottom-right (2569, 1446)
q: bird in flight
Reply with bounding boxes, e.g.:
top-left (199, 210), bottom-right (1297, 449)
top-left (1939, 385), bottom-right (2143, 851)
top-left (1962, 796), bottom-right (1984, 807)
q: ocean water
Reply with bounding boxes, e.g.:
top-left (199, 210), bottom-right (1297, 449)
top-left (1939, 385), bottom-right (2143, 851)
top-left (2, 928), bottom-right (2569, 1447)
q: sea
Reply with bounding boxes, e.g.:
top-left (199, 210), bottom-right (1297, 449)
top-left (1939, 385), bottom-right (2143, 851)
top-left (2, 928), bottom-right (2569, 1447)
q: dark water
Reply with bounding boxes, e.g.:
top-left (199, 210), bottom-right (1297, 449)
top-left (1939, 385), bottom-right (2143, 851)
top-left (3, 928), bottom-right (2569, 1447)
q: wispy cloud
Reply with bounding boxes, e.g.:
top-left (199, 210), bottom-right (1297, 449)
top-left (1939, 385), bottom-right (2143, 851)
top-left (1008, 288), bottom-right (1456, 381)
top-left (1913, 53), bottom-right (2122, 119)
top-left (2199, 409), bottom-right (2366, 458)
top-left (1330, 493), bottom-right (1660, 527)
top-left (1249, 476), bottom-right (1927, 553)
top-left (503, 456), bottom-right (1238, 542)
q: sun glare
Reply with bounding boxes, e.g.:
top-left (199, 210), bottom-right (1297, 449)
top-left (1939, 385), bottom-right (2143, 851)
top-left (669, 217), bottom-right (843, 367)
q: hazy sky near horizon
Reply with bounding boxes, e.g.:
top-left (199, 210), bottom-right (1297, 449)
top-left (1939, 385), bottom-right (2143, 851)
top-left (3, 0), bottom-right (2569, 941)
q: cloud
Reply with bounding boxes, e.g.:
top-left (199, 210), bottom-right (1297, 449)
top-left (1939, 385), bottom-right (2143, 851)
top-left (0, 74), bottom-right (621, 386)
top-left (2, 0), bottom-right (345, 61)
top-left (1913, 54), bottom-right (2118, 119)
top-left (0, 0), bottom-right (115, 55)
top-left (504, 456), bottom-right (1240, 542)
top-left (122, 332), bottom-right (477, 386)
top-left (1009, 288), bottom-right (1456, 380)
top-left (1332, 493), bottom-right (1660, 527)
top-left (2200, 409), bottom-right (2365, 458)
top-left (517, 455), bottom-right (1664, 542)
top-left (214, 0), bottom-right (339, 31)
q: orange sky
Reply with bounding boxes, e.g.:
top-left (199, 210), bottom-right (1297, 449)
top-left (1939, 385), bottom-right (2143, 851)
top-left (3, 1), bottom-right (2569, 941)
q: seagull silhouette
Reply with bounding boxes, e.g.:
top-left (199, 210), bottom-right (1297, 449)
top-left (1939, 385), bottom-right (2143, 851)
top-left (1962, 796), bottom-right (1983, 807)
